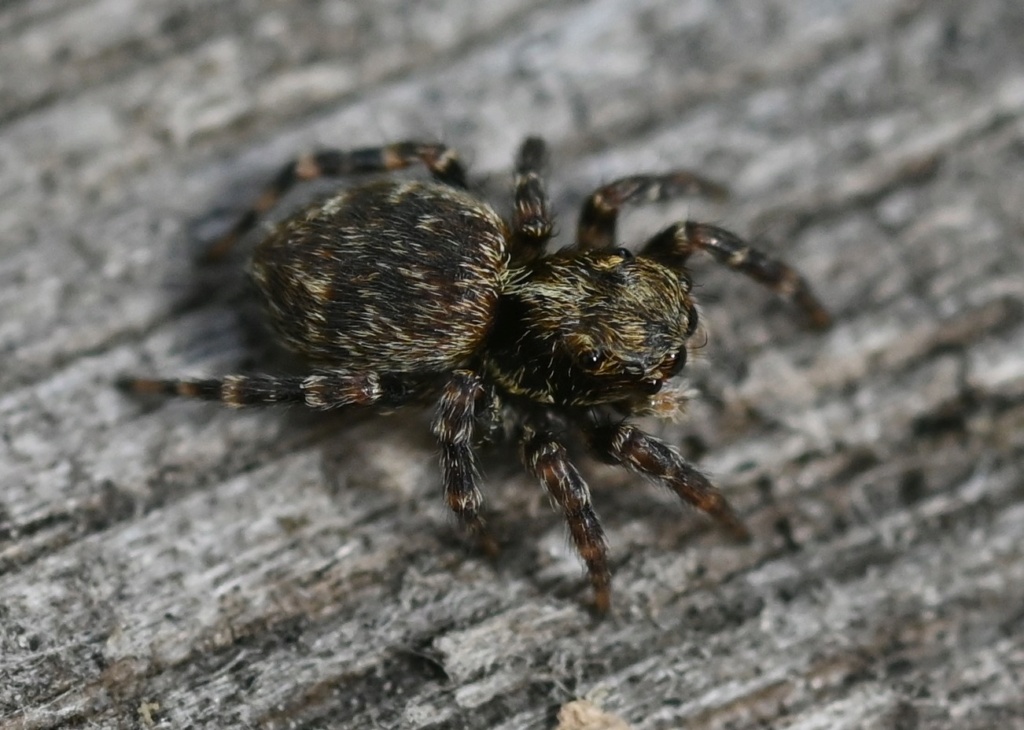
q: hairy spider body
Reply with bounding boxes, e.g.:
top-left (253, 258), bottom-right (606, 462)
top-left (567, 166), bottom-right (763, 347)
top-left (122, 138), bottom-right (830, 613)
top-left (252, 180), bottom-right (509, 373)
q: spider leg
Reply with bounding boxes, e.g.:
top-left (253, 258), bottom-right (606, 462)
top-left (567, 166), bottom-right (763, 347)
top-left (520, 428), bottom-right (611, 614)
top-left (431, 370), bottom-right (499, 556)
top-left (641, 222), bottom-right (832, 329)
top-left (117, 370), bottom-right (411, 409)
top-left (576, 172), bottom-right (727, 251)
top-left (586, 422), bottom-right (750, 542)
top-left (509, 136), bottom-right (554, 264)
top-left (205, 141), bottom-right (468, 261)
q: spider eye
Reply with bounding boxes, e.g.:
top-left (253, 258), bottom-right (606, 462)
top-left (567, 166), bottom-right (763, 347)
top-left (612, 247), bottom-right (634, 260)
top-left (667, 348), bottom-right (688, 377)
top-left (684, 306), bottom-right (699, 338)
top-left (580, 350), bottom-right (606, 372)
top-left (640, 378), bottom-right (664, 395)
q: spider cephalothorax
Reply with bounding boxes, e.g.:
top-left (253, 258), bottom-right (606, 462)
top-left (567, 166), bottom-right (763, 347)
top-left (485, 247), bottom-right (696, 408)
top-left (122, 137), bottom-right (829, 613)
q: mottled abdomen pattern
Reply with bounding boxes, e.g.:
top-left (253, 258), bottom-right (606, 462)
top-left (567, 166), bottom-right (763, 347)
top-left (251, 180), bottom-right (509, 372)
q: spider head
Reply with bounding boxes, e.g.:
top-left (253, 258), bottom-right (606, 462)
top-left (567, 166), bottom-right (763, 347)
top-left (486, 248), bottom-right (698, 408)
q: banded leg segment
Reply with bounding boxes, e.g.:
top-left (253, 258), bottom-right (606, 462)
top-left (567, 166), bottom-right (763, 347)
top-left (587, 422), bottom-right (750, 541)
top-left (118, 370), bottom-right (408, 409)
top-left (641, 222), bottom-right (831, 329)
top-left (576, 172), bottom-right (728, 251)
top-left (520, 429), bottom-right (611, 613)
top-left (510, 136), bottom-right (554, 263)
top-left (431, 370), bottom-right (498, 555)
top-left (206, 141), bottom-right (468, 261)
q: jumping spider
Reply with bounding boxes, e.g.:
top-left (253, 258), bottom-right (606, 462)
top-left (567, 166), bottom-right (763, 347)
top-left (122, 137), bottom-right (830, 613)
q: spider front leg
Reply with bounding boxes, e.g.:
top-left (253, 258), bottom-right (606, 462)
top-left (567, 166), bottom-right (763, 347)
top-left (520, 428), bottom-right (611, 614)
top-left (641, 222), bottom-right (832, 329)
top-left (509, 136), bottom-right (554, 264)
top-left (431, 370), bottom-right (499, 556)
top-left (586, 422), bottom-right (750, 542)
top-left (118, 370), bottom-right (411, 409)
top-left (576, 171), bottom-right (728, 251)
top-left (205, 140), bottom-right (468, 261)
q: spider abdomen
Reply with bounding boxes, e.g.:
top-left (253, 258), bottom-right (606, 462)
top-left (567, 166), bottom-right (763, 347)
top-left (251, 180), bottom-right (510, 372)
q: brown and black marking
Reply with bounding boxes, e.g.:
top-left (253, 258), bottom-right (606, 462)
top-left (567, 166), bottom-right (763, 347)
top-left (121, 136), bottom-right (830, 613)
top-left (510, 136), bottom-right (554, 263)
top-left (576, 171), bottom-right (727, 252)
top-left (205, 141), bottom-right (468, 262)
top-left (250, 180), bottom-right (509, 371)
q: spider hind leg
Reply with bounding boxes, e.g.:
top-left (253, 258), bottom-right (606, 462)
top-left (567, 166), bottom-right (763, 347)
top-left (118, 370), bottom-right (405, 409)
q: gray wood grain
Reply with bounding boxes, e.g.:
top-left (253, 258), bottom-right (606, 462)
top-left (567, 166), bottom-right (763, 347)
top-left (2, 1), bottom-right (1023, 728)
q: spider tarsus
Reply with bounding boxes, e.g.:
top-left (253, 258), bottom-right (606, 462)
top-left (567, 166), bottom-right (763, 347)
top-left (116, 376), bottom-right (167, 395)
top-left (475, 531), bottom-right (501, 559)
top-left (200, 234), bottom-right (237, 264)
top-left (719, 512), bottom-right (753, 543)
top-left (592, 587), bottom-right (612, 616)
top-left (800, 295), bottom-right (834, 331)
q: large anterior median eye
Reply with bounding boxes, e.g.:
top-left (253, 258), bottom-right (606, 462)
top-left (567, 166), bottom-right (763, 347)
top-left (666, 348), bottom-right (688, 377)
top-left (580, 349), bottom-right (607, 372)
top-left (639, 378), bottom-right (664, 394)
top-left (685, 306), bottom-right (700, 338)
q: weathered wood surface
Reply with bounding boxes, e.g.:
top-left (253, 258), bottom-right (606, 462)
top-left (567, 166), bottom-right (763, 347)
top-left (2, 1), bottom-right (1023, 728)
